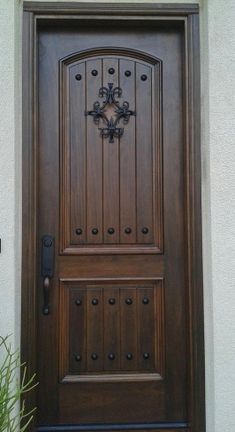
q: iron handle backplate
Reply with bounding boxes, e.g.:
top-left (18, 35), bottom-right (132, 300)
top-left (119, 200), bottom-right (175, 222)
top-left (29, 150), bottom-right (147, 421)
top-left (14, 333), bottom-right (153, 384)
top-left (41, 235), bottom-right (54, 315)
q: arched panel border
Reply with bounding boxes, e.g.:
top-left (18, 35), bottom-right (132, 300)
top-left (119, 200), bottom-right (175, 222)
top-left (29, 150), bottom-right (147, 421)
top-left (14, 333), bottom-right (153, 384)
top-left (59, 46), bottom-right (162, 68)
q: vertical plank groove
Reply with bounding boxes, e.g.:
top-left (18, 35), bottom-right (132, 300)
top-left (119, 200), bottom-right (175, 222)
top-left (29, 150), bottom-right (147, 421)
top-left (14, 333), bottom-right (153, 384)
top-left (120, 287), bottom-right (138, 370)
top-left (118, 59), bottom-right (121, 243)
top-left (103, 58), bottom-right (120, 244)
top-left (86, 59), bottom-right (103, 244)
top-left (136, 63), bottom-right (153, 244)
top-left (70, 62), bottom-right (86, 244)
top-left (103, 287), bottom-right (120, 370)
top-left (86, 286), bottom-right (104, 371)
top-left (85, 61), bottom-right (88, 246)
top-left (69, 288), bottom-right (87, 373)
top-left (119, 59), bottom-right (136, 244)
top-left (137, 286), bottom-right (155, 370)
top-left (134, 62), bottom-right (138, 243)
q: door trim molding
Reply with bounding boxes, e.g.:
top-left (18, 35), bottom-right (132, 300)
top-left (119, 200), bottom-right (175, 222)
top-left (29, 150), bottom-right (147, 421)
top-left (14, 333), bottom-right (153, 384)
top-left (23, 2), bottom-right (198, 15)
top-left (22, 4), bottom-right (204, 432)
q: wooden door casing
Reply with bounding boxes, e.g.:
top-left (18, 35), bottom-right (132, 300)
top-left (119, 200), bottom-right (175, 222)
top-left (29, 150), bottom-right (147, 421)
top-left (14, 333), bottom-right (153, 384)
top-left (22, 4), bottom-right (205, 432)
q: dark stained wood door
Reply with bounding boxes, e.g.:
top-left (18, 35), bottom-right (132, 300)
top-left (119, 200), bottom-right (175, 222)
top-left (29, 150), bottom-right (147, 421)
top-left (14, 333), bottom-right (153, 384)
top-left (36, 18), bottom-right (189, 432)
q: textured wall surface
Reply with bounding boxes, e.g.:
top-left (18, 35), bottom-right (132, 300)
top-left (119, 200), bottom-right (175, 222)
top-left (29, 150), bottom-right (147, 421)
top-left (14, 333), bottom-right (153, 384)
top-left (0, 0), bottom-right (235, 431)
top-left (201, 0), bottom-right (235, 431)
top-left (0, 0), bottom-right (21, 350)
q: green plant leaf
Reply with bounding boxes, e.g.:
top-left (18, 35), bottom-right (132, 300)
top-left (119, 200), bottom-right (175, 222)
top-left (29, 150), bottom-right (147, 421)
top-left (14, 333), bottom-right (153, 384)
top-left (0, 335), bottom-right (38, 431)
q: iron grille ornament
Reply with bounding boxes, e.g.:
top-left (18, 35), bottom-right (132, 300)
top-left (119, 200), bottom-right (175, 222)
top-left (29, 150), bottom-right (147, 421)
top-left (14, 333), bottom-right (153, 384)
top-left (85, 83), bottom-right (136, 143)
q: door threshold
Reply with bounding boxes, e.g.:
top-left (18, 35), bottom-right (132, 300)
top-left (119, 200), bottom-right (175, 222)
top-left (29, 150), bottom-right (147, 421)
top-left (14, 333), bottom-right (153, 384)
top-left (37, 422), bottom-right (188, 431)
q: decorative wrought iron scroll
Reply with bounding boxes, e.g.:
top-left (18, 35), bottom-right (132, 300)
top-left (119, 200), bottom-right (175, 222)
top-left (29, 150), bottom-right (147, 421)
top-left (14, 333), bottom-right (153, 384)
top-left (85, 83), bottom-right (136, 143)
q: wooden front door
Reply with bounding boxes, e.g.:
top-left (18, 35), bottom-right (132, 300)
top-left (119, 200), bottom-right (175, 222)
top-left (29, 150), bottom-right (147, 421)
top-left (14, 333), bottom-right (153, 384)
top-left (22, 4), bottom-right (204, 432)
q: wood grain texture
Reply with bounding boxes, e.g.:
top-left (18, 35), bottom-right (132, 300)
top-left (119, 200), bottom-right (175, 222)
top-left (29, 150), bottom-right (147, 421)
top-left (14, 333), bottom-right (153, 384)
top-left (69, 288), bottom-right (87, 373)
top-left (70, 62), bottom-right (87, 245)
top-left (136, 63), bottom-right (153, 244)
top-left (21, 10), bottom-right (37, 429)
top-left (86, 60), bottom-right (103, 244)
top-left (119, 59), bottom-right (136, 244)
top-left (103, 286), bottom-right (120, 371)
top-left (59, 280), bottom-right (165, 381)
top-left (137, 286), bottom-right (155, 371)
top-left (60, 52), bottom-right (162, 254)
top-left (22, 5), bottom-right (204, 431)
top-left (103, 58), bottom-right (120, 244)
top-left (185, 14), bottom-right (205, 432)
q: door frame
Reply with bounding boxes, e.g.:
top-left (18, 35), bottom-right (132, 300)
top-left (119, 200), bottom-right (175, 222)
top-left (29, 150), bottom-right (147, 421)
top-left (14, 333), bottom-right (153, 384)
top-left (21, 3), bottom-right (205, 432)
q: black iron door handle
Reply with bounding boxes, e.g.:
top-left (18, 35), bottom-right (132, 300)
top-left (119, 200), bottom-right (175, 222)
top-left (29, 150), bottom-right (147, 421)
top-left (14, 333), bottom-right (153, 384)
top-left (41, 235), bottom-right (55, 315)
top-left (43, 276), bottom-right (50, 315)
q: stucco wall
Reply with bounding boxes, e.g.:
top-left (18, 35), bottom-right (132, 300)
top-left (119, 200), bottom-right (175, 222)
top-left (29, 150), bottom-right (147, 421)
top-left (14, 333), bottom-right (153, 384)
top-left (0, 0), bottom-right (21, 351)
top-left (0, 1), bottom-right (235, 431)
top-left (201, 0), bottom-right (235, 431)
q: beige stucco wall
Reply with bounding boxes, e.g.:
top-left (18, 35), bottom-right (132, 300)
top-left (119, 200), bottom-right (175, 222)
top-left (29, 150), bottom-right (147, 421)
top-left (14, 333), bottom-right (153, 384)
top-left (201, 1), bottom-right (235, 431)
top-left (0, 0), bottom-right (21, 351)
top-left (0, 0), bottom-right (235, 431)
